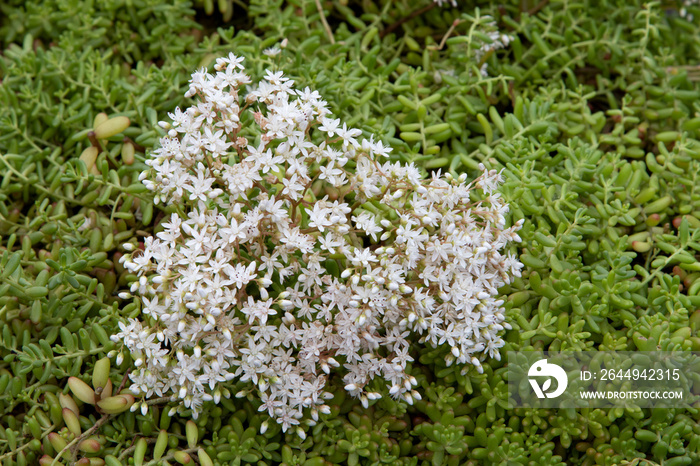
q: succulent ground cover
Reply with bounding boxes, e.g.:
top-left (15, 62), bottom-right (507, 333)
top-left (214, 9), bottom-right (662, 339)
top-left (1, 0), bottom-right (700, 465)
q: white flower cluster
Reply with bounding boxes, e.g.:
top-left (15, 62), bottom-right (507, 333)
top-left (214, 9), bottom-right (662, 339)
top-left (680, 0), bottom-right (698, 20)
top-left (475, 16), bottom-right (513, 77)
top-left (112, 53), bottom-right (523, 433)
top-left (433, 0), bottom-right (458, 7)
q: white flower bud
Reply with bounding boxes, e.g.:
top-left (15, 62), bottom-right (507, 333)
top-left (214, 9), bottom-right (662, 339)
top-left (279, 300), bottom-right (294, 310)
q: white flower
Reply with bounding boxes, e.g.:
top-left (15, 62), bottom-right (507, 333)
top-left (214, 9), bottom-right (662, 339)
top-left (117, 53), bottom-right (522, 434)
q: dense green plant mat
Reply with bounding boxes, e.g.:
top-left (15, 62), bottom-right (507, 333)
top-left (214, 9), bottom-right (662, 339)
top-left (2, 0), bottom-right (700, 465)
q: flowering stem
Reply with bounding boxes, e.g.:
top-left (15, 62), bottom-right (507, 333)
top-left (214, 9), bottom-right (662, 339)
top-left (313, 0), bottom-right (335, 45)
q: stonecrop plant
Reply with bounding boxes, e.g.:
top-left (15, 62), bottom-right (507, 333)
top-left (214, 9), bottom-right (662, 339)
top-left (113, 52), bottom-right (524, 433)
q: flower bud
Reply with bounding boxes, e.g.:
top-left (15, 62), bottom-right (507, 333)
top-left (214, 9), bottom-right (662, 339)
top-left (279, 300), bottom-right (294, 310)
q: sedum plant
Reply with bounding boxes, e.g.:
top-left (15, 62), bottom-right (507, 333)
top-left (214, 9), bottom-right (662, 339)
top-left (113, 52), bottom-right (523, 433)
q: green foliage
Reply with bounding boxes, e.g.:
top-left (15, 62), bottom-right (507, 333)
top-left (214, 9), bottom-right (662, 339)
top-left (2, 0), bottom-right (700, 465)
